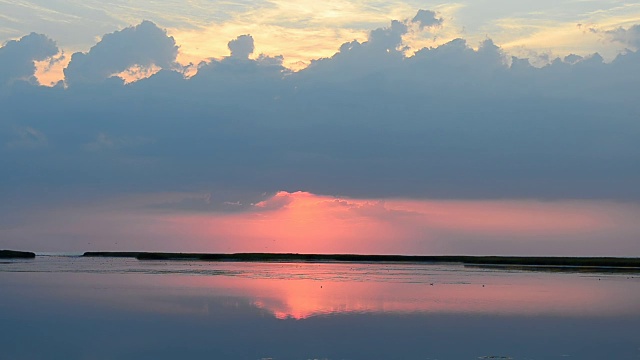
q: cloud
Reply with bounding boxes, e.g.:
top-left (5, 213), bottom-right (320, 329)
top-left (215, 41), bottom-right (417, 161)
top-left (0, 19), bottom-right (639, 207)
top-left (84, 133), bottom-right (154, 151)
top-left (0, 33), bottom-right (58, 86)
top-left (411, 10), bottom-right (443, 30)
top-left (369, 20), bottom-right (408, 51)
top-left (604, 24), bottom-right (640, 49)
top-left (254, 191), bottom-right (296, 211)
top-left (228, 34), bottom-right (255, 59)
top-left (301, 20), bottom-right (409, 81)
top-left (63, 20), bottom-right (178, 85)
top-left (1, 17), bottom-right (640, 254)
top-left (5, 126), bottom-right (48, 150)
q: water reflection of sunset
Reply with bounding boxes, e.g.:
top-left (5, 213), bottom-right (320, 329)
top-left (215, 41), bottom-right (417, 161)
top-left (87, 264), bottom-right (640, 319)
top-left (181, 274), bottom-right (635, 319)
top-left (24, 259), bottom-right (637, 319)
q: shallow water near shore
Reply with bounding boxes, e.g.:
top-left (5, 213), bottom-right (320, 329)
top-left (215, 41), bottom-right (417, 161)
top-left (1, 255), bottom-right (639, 360)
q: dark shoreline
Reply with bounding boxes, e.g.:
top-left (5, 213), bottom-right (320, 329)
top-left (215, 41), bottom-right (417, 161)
top-left (0, 250), bottom-right (36, 259)
top-left (80, 252), bottom-right (640, 271)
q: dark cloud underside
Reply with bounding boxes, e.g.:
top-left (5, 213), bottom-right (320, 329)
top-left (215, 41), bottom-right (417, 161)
top-left (1, 18), bottom-right (639, 203)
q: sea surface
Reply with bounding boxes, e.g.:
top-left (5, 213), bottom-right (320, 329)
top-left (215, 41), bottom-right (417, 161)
top-left (1, 255), bottom-right (639, 360)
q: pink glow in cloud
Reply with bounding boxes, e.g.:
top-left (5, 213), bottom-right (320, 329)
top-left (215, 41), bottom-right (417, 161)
top-left (157, 191), bottom-right (637, 255)
top-left (3, 191), bottom-right (639, 255)
top-left (166, 191), bottom-right (404, 254)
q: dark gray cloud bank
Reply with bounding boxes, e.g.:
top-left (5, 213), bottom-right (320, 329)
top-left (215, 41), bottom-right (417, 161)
top-left (1, 14), bottom-right (639, 207)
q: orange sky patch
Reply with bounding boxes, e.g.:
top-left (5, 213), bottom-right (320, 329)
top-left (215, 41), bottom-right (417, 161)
top-left (34, 54), bottom-right (69, 86)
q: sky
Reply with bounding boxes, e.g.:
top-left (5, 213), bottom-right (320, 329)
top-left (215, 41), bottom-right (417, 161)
top-left (0, 0), bottom-right (639, 255)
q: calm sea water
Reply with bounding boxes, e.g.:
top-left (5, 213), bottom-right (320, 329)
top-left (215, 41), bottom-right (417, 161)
top-left (1, 255), bottom-right (639, 360)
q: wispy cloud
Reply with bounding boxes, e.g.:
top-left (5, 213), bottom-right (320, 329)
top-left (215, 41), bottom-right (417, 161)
top-left (4, 0), bottom-right (639, 71)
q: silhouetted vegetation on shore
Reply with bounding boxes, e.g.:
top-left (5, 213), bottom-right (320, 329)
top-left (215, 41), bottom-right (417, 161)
top-left (0, 250), bottom-right (36, 258)
top-left (81, 252), bottom-right (640, 270)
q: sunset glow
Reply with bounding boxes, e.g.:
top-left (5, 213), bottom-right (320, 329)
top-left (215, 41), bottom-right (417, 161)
top-left (3, 1), bottom-right (640, 358)
top-left (3, 190), bottom-right (637, 255)
top-left (1, 0), bottom-right (639, 255)
top-left (153, 191), bottom-right (632, 255)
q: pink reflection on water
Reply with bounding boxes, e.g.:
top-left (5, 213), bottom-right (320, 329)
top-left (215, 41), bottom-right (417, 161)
top-left (173, 272), bottom-right (639, 319)
top-left (6, 259), bottom-right (639, 320)
top-left (117, 264), bottom-right (640, 319)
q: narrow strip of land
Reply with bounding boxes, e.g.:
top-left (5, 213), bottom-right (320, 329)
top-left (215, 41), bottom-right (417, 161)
top-left (81, 252), bottom-right (640, 269)
top-left (0, 250), bottom-right (36, 258)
